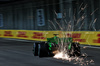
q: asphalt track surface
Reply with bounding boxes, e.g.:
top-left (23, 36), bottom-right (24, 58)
top-left (0, 38), bottom-right (100, 66)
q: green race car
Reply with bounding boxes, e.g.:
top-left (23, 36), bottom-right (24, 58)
top-left (33, 34), bottom-right (81, 57)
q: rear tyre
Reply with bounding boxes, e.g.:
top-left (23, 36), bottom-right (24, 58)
top-left (38, 42), bottom-right (48, 57)
top-left (33, 43), bottom-right (38, 56)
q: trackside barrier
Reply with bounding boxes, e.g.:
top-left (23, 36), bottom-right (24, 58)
top-left (0, 30), bottom-right (100, 46)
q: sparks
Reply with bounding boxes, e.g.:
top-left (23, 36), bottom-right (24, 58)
top-left (53, 51), bottom-right (72, 61)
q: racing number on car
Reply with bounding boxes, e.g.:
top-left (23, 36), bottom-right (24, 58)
top-left (4, 31), bottom-right (13, 37)
top-left (32, 32), bottom-right (46, 39)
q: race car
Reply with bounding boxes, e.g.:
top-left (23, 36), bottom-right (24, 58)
top-left (33, 34), bottom-right (81, 57)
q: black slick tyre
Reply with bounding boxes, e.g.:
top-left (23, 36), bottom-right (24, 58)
top-left (68, 42), bottom-right (81, 57)
top-left (38, 42), bottom-right (48, 57)
top-left (71, 42), bottom-right (81, 57)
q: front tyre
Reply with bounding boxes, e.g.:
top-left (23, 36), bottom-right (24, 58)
top-left (72, 42), bottom-right (81, 57)
top-left (67, 42), bottom-right (81, 57)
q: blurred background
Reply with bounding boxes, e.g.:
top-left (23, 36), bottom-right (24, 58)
top-left (0, 0), bottom-right (99, 31)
